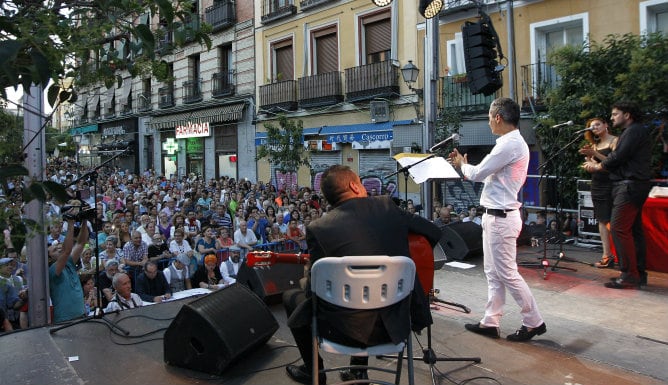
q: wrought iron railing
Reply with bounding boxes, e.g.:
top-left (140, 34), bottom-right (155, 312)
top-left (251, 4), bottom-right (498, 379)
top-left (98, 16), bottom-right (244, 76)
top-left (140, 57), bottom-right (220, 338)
top-left (298, 71), bottom-right (343, 108)
top-left (344, 60), bottom-right (399, 102)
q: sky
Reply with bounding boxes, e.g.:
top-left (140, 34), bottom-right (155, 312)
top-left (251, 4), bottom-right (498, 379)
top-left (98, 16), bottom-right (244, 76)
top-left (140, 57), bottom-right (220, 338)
top-left (4, 85), bottom-right (55, 115)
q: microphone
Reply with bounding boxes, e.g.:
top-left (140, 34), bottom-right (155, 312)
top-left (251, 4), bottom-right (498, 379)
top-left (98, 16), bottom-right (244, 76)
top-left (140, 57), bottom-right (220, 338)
top-left (572, 127), bottom-right (593, 135)
top-left (552, 120), bottom-right (574, 128)
top-left (429, 134), bottom-right (460, 152)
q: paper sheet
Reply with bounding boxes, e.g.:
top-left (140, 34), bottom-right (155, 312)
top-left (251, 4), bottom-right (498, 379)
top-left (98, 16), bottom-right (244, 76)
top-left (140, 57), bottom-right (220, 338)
top-left (393, 153), bottom-right (461, 183)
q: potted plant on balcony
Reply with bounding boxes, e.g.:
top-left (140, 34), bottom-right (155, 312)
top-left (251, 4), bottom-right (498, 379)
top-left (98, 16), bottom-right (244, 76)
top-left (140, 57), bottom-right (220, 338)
top-left (452, 73), bottom-right (468, 84)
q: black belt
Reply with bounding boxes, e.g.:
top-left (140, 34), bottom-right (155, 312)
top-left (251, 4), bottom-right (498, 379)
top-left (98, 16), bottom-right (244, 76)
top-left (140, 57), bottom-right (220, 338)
top-left (612, 179), bottom-right (650, 186)
top-left (481, 207), bottom-right (515, 218)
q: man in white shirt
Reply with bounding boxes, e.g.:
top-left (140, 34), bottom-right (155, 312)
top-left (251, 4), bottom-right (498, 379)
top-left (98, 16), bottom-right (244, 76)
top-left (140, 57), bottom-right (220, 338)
top-left (104, 272), bottom-right (143, 312)
top-left (233, 220), bottom-right (257, 260)
top-left (449, 97), bottom-right (546, 342)
top-left (219, 246), bottom-right (242, 285)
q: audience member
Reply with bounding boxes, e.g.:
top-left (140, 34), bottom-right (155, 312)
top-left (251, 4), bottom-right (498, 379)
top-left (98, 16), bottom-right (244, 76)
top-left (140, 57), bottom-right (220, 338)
top-left (163, 253), bottom-right (192, 293)
top-left (49, 215), bottom-right (88, 323)
top-left (219, 246), bottom-right (242, 285)
top-left (135, 261), bottom-right (172, 303)
top-left (104, 272), bottom-right (143, 312)
top-left (192, 254), bottom-right (228, 290)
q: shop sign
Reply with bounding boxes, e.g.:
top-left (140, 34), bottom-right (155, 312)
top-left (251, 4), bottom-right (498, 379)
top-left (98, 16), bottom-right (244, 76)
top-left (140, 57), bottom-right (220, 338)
top-left (176, 122), bottom-right (210, 139)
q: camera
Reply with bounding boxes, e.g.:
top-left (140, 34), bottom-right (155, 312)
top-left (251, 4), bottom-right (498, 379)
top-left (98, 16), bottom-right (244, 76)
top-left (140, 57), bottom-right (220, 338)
top-left (62, 207), bottom-right (96, 222)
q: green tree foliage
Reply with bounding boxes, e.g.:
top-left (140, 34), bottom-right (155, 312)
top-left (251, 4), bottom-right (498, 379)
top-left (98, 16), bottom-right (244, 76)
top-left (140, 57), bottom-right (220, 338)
top-left (0, 109), bottom-right (23, 164)
top-left (255, 115), bottom-right (310, 173)
top-left (535, 33), bottom-right (668, 209)
top-left (0, 0), bottom-right (212, 107)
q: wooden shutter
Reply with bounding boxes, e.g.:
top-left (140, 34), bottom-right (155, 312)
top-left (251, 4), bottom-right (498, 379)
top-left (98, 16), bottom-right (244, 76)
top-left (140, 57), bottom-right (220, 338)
top-left (313, 27), bottom-right (337, 74)
top-left (273, 39), bottom-right (293, 81)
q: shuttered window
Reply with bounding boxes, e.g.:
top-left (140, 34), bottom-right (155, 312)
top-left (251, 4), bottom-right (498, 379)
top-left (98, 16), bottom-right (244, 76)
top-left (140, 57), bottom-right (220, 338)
top-left (362, 12), bottom-right (391, 64)
top-left (272, 39), bottom-right (294, 81)
top-left (313, 26), bottom-right (338, 74)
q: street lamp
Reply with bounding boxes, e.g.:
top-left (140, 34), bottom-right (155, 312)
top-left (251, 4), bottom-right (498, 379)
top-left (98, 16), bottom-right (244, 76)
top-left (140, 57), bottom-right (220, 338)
top-left (401, 60), bottom-right (422, 97)
top-left (372, 0), bottom-right (443, 19)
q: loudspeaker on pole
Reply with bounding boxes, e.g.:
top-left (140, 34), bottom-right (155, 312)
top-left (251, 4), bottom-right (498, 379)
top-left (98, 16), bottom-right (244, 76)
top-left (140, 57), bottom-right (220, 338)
top-left (163, 284), bottom-right (278, 375)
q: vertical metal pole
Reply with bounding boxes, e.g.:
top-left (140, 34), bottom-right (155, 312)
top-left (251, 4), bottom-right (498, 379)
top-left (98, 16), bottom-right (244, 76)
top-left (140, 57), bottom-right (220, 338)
top-left (506, 0), bottom-right (516, 100)
top-left (422, 16), bottom-right (439, 220)
top-left (23, 85), bottom-right (49, 326)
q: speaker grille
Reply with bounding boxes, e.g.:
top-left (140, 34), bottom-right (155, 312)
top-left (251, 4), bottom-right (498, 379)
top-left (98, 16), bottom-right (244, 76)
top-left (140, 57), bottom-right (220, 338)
top-left (164, 284), bottom-right (278, 374)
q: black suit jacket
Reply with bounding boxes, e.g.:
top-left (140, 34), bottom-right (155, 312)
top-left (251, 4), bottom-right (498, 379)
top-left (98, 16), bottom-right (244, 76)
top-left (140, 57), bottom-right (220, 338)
top-left (288, 196), bottom-right (441, 346)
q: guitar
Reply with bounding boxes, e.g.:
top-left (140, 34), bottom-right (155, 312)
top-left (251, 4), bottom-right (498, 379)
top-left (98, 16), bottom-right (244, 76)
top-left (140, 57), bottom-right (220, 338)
top-left (246, 250), bottom-right (310, 268)
top-left (245, 234), bottom-right (435, 297)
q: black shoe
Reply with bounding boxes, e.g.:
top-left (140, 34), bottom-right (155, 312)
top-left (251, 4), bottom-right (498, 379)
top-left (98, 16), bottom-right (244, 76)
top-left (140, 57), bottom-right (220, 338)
top-left (604, 277), bottom-right (640, 289)
top-left (506, 323), bottom-right (546, 342)
top-left (286, 364), bottom-right (326, 385)
top-left (464, 323), bottom-right (500, 339)
top-left (339, 368), bottom-right (369, 382)
top-left (640, 271), bottom-right (648, 286)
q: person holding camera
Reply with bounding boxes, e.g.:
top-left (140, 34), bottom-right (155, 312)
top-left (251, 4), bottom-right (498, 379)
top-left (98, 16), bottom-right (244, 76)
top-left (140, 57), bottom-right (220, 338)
top-left (49, 205), bottom-right (89, 323)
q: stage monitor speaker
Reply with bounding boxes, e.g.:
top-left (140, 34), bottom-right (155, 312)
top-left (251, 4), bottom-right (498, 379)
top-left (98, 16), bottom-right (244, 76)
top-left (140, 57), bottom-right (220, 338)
top-left (236, 262), bottom-right (304, 304)
top-left (439, 221), bottom-right (483, 261)
top-left (164, 284), bottom-right (278, 375)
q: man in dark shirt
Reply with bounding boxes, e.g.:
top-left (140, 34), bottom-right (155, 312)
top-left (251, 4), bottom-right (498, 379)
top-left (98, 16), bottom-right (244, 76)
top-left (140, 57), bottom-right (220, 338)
top-left (584, 101), bottom-right (652, 289)
top-left (135, 261), bottom-right (172, 303)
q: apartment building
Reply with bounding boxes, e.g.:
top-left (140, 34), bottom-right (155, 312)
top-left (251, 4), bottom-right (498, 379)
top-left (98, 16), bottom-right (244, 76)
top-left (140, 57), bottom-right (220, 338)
top-left (67, 1), bottom-right (256, 181)
top-left (254, 0), bottom-right (425, 197)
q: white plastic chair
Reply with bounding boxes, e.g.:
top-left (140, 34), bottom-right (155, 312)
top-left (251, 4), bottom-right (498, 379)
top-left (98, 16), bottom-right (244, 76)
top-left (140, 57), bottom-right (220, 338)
top-left (310, 255), bottom-right (416, 385)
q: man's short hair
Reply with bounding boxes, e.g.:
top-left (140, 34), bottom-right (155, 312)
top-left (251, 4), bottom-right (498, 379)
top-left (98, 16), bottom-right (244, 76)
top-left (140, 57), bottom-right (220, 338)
top-left (112, 272), bottom-right (129, 289)
top-left (612, 100), bottom-right (642, 122)
top-left (490, 97), bottom-right (520, 126)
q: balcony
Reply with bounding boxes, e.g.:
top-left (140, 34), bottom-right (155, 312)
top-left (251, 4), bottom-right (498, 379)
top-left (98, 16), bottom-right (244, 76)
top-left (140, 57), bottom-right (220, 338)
top-left (183, 79), bottom-right (203, 104)
top-left (182, 15), bottom-right (202, 44)
top-left (212, 71), bottom-right (235, 98)
top-left (156, 28), bottom-right (173, 56)
top-left (120, 99), bottom-right (132, 115)
top-left (261, 0), bottom-right (296, 24)
top-left (298, 71), bottom-right (343, 109)
top-left (158, 85), bottom-right (175, 109)
top-left (520, 61), bottom-right (558, 112)
top-left (300, 0), bottom-right (337, 11)
top-left (137, 92), bottom-right (152, 112)
top-left (344, 60), bottom-right (399, 102)
top-left (205, 1), bottom-right (236, 32)
top-left (441, 75), bottom-right (495, 114)
top-left (259, 80), bottom-right (298, 113)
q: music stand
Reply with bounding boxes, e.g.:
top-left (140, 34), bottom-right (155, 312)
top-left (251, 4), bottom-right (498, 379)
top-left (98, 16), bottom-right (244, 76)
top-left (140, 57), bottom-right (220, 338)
top-left (383, 155), bottom-right (481, 384)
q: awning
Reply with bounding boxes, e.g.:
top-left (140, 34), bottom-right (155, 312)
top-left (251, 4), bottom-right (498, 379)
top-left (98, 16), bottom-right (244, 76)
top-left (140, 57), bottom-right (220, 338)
top-left (121, 78), bottom-right (132, 101)
top-left (69, 124), bottom-right (98, 135)
top-left (255, 120), bottom-right (411, 146)
top-left (87, 93), bottom-right (100, 118)
top-left (150, 103), bottom-right (245, 130)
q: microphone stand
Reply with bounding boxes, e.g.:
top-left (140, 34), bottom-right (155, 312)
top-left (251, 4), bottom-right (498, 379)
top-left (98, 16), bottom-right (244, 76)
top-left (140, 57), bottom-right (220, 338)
top-left (519, 132), bottom-right (590, 276)
top-left (383, 153), bottom-right (480, 384)
top-left (51, 149), bottom-right (130, 335)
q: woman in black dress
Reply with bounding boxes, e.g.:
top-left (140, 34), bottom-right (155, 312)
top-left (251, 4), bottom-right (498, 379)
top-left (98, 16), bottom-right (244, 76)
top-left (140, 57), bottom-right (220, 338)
top-left (580, 117), bottom-right (618, 268)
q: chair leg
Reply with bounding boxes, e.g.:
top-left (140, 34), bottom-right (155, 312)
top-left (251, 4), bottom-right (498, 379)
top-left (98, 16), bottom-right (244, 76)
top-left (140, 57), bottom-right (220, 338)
top-left (406, 335), bottom-right (414, 385)
top-left (312, 332), bottom-right (320, 385)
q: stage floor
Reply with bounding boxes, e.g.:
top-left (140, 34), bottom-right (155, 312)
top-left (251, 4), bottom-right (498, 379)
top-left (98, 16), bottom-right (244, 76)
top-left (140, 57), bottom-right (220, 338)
top-left (1, 243), bottom-right (667, 385)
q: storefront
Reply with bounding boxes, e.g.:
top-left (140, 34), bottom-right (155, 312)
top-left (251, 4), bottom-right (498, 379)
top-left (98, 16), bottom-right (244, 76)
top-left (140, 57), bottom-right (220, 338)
top-left (255, 120), bottom-right (410, 191)
top-left (149, 103), bottom-right (245, 180)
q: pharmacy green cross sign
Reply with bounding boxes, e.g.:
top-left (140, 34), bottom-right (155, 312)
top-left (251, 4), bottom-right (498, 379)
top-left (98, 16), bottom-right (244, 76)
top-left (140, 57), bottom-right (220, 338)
top-left (162, 138), bottom-right (179, 155)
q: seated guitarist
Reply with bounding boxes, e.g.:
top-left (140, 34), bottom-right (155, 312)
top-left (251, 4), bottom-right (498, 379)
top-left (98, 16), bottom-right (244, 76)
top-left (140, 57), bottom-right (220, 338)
top-left (283, 165), bottom-right (441, 384)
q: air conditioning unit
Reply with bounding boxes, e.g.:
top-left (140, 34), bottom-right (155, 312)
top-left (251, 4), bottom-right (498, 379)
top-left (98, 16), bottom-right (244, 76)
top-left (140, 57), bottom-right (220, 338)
top-left (370, 100), bottom-right (389, 123)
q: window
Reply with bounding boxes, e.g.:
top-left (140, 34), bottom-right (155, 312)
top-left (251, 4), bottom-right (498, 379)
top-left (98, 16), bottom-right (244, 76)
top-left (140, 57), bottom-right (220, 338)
top-left (640, 0), bottom-right (668, 35)
top-left (311, 26), bottom-right (338, 74)
top-left (360, 11), bottom-right (390, 64)
top-left (271, 38), bottom-right (293, 81)
top-left (530, 13), bottom-right (588, 94)
top-left (446, 32), bottom-right (466, 75)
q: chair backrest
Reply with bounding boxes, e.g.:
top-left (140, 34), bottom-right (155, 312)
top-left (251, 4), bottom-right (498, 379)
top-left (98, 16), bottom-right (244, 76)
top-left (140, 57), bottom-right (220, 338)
top-left (310, 256), bottom-right (415, 310)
